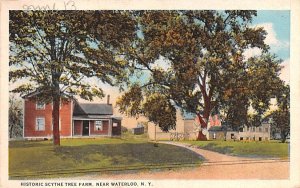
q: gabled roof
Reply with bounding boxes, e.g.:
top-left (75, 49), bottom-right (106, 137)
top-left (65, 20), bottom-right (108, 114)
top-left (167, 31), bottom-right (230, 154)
top-left (73, 102), bottom-right (113, 116)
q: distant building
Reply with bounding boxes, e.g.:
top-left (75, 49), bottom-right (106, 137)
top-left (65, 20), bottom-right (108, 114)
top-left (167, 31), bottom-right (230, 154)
top-left (148, 108), bottom-right (222, 141)
top-left (132, 123), bottom-right (145, 135)
top-left (208, 123), bottom-right (271, 141)
top-left (148, 107), bottom-right (271, 141)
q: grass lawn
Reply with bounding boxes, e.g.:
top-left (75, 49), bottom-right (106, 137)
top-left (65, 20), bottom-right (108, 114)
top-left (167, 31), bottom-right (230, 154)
top-left (182, 140), bottom-right (289, 159)
top-left (9, 133), bottom-right (203, 179)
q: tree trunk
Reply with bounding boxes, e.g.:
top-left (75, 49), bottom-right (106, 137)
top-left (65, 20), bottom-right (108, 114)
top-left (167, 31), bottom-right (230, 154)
top-left (281, 131), bottom-right (287, 143)
top-left (9, 125), bottom-right (14, 139)
top-left (196, 114), bottom-right (208, 141)
top-left (197, 131), bottom-right (207, 141)
top-left (52, 90), bottom-right (60, 146)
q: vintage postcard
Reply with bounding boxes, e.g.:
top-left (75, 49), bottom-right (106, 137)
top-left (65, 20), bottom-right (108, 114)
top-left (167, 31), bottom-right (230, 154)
top-left (1, 0), bottom-right (300, 188)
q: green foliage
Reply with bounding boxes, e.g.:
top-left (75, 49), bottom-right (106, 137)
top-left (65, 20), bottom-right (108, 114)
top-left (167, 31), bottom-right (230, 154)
top-left (268, 85), bottom-right (290, 143)
top-left (9, 10), bottom-right (135, 101)
top-left (9, 11), bottom-right (136, 145)
top-left (116, 84), bottom-right (143, 117)
top-left (143, 93), bottom-right (176, 132)
top-left (119, 10), bottom-right (283, 135)
top-left (10, 10), bottom-right (285, 142)
top-left (116, 87), bottom-right (176, 132)
top-left (121, 126), bottom-right (128, 133)
top-left (184, 140), bottom-right (289, 158)
top-left (9, 95), bottom-right (23, 138)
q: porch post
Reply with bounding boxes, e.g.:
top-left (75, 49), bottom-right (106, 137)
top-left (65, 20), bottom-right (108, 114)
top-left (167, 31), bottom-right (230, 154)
top-left (108, 119), bottom-right (112, 137)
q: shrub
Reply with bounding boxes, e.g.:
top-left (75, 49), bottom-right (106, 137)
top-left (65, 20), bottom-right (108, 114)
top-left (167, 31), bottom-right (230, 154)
top-left (121, 126), bottom-right (128, 133)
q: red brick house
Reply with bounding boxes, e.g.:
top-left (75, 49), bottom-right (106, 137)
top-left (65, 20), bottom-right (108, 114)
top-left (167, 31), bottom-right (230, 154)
top-left (23, 94), bottom-right (121, 139)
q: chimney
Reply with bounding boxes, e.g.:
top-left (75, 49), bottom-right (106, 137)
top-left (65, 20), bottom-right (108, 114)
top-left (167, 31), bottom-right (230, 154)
top-left (107, 95), bottom-right (110, 105)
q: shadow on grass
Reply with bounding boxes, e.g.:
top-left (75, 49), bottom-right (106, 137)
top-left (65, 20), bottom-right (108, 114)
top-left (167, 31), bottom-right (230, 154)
top-left (9, 141), bottom-right (204, 179)
top-left (9, 140), bottom-right (52, 148)
top-left (53, 143), bottom-right (204, 166)
top-left (201, 143), bottom-right (234, 155)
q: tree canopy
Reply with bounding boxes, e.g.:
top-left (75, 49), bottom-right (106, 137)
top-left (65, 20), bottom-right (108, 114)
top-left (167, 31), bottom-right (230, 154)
top-left (9, 11), bottom-right (136, 145)
top-left (10, 10), bottom-right (287, 142)
top-left (268, 84), bottom-right (290, 143)
top-left (116, 10), bottom-right (284, 139)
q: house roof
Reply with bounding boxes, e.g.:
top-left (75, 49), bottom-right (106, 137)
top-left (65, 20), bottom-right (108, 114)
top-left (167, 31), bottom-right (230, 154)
top-left (73, 103), bottom-right (113, 116)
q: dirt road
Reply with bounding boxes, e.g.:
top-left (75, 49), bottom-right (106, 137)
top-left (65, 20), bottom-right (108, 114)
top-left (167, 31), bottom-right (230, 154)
top-left (70, 141), bottom-right (289, 180)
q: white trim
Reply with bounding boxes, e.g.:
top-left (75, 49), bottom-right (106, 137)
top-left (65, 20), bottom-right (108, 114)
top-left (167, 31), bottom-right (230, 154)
top-left (70, 101), bottom-right (73, 137)
top-left (72, 120), bottom-right (74, 137)
top-left (72, 135), bottom-right (118, 138)
top-left (88, 120), bottom-right (90, 136)
top-left (73, 118), bottom-right (111, 121)
top-left (81, 120), bottom-right (83, 135)
top-left (108, 119), bottom-right (112, 136)
top-left (23, 136), bottom-right (73, 139)
top-left (22, 99), bottom-right (25, 138)
top-left (35, 117), bottom-right (45, 131)
top-left (94, 120), bottom-right (103, 131)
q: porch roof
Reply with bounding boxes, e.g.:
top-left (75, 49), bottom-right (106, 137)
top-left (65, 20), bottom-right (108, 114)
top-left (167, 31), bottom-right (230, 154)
top-left (73, 115), bottom-right (122, 120)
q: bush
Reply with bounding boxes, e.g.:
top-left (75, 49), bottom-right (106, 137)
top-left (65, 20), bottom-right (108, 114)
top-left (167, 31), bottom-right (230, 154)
top-left (121, 126), bottom-right (128, 133)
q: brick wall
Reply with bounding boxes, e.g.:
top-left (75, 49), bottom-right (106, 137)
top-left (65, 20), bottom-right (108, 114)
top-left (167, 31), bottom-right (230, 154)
top-left (24, 98), bottom-right (72, 138)
top-left (73, 120), bottom-right (82, 135)
top-left (90, 120), bottom-right (109, 135)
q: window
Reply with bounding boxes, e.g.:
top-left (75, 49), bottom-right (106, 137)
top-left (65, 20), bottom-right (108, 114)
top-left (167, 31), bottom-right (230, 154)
top-left (252, 127), bottom-right (256, 132)
top-left (231, 133), bottom-right (234, 139)
top-left (36, 101), bottom-right (45, 110)
top-left (36, 117), bottom-right (45, 131)
top-left (259, 127), bottom-right (262, 132)
top-left (240, 137), bottom-right (243, 141)
top-left (95, 120), bottom-right (103, 131)
top-left (265, 128), bottom-right (269, 132)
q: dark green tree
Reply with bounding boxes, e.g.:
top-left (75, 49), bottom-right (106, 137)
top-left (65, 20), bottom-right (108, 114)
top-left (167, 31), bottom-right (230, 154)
top-left (116, 84), bottom-right (176, 132)
top-left (9, 95), bottom-right (23, 139)
top-left (118, 10), bottom-right (282, 140)
top-left (9, 11), bottom-right (136, 145)
top-left (219, 54), bottom-right (283, 131)
top-left (269, 85), bottom-right (290, 143)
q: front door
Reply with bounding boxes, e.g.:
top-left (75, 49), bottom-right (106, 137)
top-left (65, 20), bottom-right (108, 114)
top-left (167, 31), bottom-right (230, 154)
top-left (82, 120), bottom-right (89, 136)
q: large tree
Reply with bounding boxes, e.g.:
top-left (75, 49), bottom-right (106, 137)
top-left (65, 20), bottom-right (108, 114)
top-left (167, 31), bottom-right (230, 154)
top-left (269, 84), bottom-right (290, 143)
top-left (117, 10), bottom-right (283, 140)
top-left (218, 54), bottom-right (283, 131)
top-left (9, 11), bottom-right (136, 145)
top-left (9, 95), bottom-right (23, 139)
